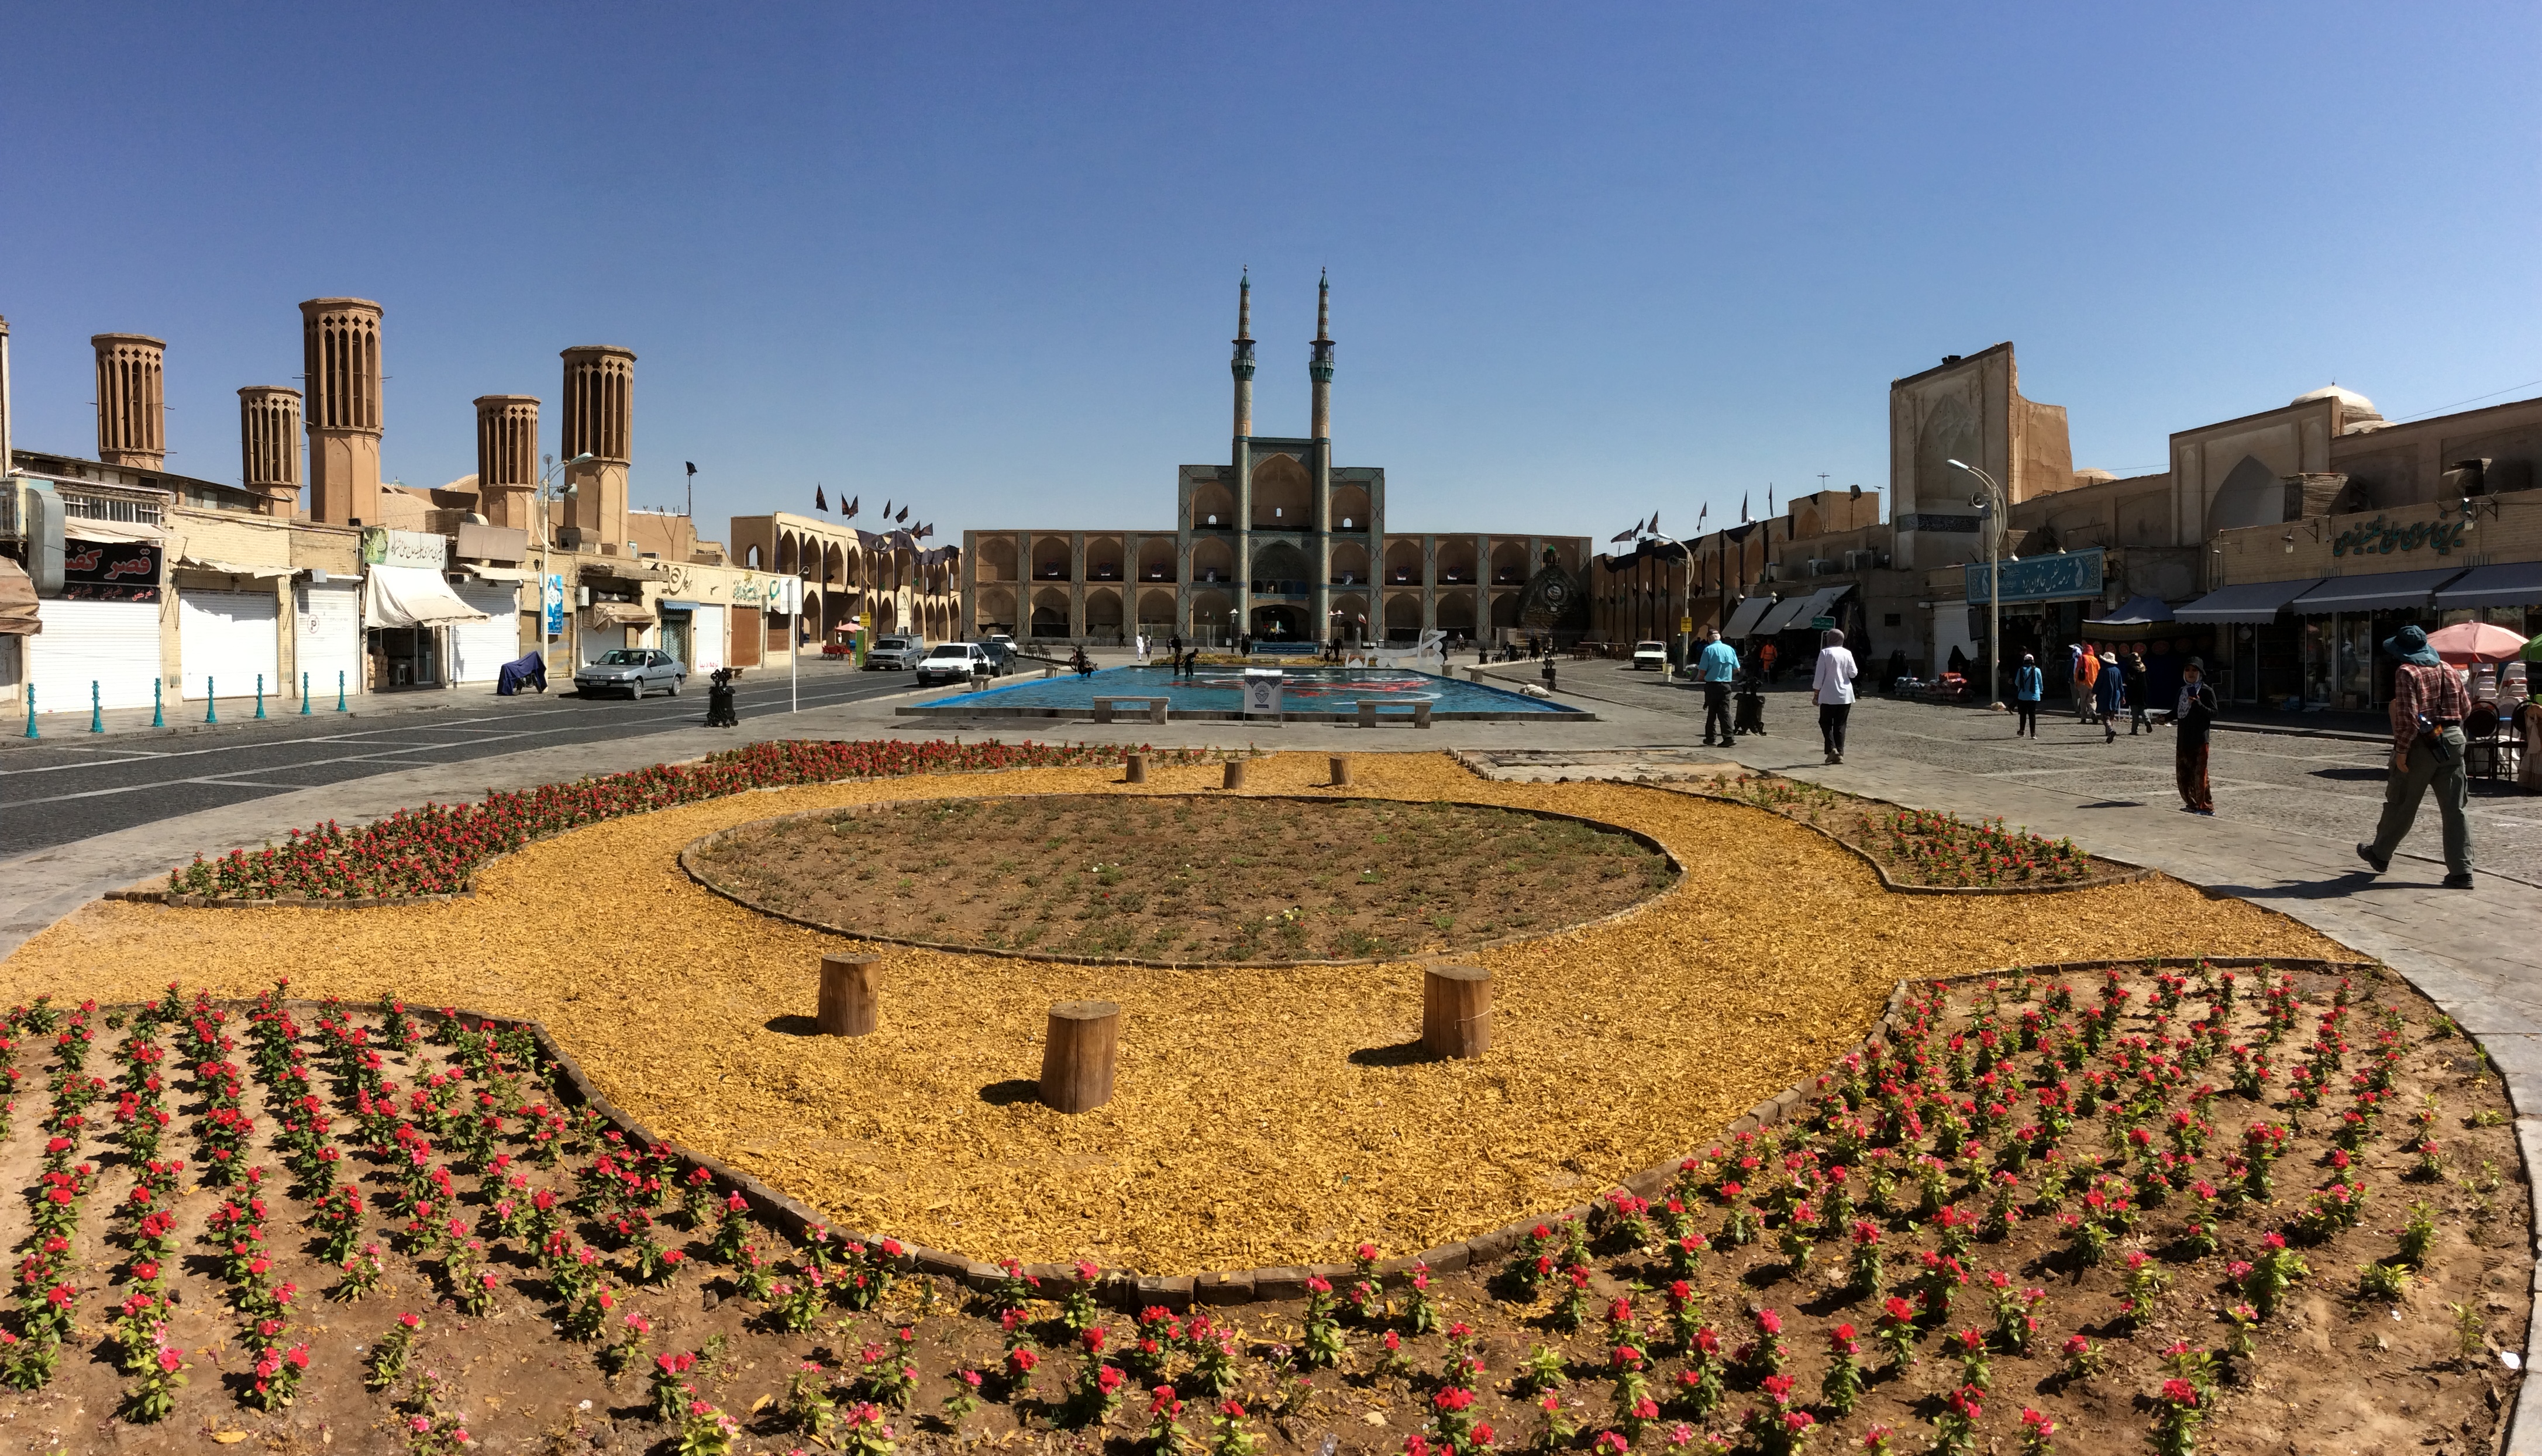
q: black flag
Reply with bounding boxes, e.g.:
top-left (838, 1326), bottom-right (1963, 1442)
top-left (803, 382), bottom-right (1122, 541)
top-left (896, 505), bottom-right (909, 523)
top-left (1648, 512), bottom-right (1659, 535)
top-left (1609, 526), bottom-right (1636, 544)
top-left (684, 461), bottom-right (697, 477)
top-left (815, 486), bottom-right (828, 512)
top-left (846, 495), bottom-right (859, 518)
top-left (881, 500), bottom-right (893, 520)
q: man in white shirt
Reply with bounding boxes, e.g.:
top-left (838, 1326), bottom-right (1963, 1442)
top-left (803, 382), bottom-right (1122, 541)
top-left (1813, 628), bottom-right (1861, 765)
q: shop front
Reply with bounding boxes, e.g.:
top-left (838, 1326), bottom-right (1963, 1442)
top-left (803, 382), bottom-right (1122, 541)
top-left (359, 529), bottom-right (487, 692)
top-left (1964, 548), bottom-right (2117, 699)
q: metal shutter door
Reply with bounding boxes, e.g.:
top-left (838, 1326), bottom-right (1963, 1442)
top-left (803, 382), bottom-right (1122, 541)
top-left (452, 581), bottom-right (523, 683)
top-left (28, 601), bottom-right (163, 712)
top-left (296, 580), bottom-right (361, 703)
top-left (178, 589), bottom-right (282, 701)
top-left (687, 605), bottom-right (726, 672)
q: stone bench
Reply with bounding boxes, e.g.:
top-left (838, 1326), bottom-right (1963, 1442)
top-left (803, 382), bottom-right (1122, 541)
top-left (1093, 696), bottom-right (1170, 724)
top-left (1356, 699), bottom-right (1433, 729)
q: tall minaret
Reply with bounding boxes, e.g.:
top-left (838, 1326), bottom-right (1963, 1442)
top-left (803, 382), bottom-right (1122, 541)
top-left (1229, 268), bottom-right (1255, 440)
top-left (1309, 268), bottom-right (1334, 441)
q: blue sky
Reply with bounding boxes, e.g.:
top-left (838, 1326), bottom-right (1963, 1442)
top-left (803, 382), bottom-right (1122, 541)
top-left (5, 4), bottom-right (2535, 545)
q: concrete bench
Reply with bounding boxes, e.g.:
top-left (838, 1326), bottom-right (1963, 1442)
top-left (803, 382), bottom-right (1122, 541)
top-left (1093, 696), bottom-right (1170, 725)
top-left (1356, 699), bottom-right (1433, 729)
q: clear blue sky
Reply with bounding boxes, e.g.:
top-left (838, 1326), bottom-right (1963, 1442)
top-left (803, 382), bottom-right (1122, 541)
top-left (5, 4), bottom-right (2535, 545)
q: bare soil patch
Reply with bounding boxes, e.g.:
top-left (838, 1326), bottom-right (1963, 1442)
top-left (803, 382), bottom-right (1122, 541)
top-left (686, 794), bottom-right (1676, 962)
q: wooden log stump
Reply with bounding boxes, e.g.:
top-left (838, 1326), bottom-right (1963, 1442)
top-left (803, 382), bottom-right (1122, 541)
top-left (1420, 965), bottom-right (1492, 1059)
top-left (1222, 758), bottom-right (1246, 791)
top-left (1125, 753), bottom-right (1146, 784)
top-left (817, 953), bottom-right (880, 1036)
top-left (1039, 1000), bottom-right (1121, 1113)
top-left (1329, 755), bottom-right (1351, 787)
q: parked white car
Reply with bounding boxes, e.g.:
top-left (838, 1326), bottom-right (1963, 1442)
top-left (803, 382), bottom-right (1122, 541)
top-left (915, 642), bottom-right (991, 686)
top-left (1631, 640), bottom-right (1670, 671)
top-left (863, 635), bottom-right (926, 670)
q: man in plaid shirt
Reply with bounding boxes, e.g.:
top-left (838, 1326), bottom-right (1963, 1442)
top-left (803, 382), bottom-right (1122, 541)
top-left (2356, 623), bottom-right (2474, 888)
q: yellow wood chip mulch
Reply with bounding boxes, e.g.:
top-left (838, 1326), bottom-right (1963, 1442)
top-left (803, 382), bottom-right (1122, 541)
top-left (0, 751), bottom-right (2350, 1274)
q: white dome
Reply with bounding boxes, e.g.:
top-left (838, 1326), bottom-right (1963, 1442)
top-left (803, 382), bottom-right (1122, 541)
top-left (2293, 384), bottom-right (2377, 415)
top-left (2072, 468), bottom-right (2116, 485)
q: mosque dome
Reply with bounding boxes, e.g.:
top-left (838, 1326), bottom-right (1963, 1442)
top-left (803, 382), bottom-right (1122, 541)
top-left (2292, 384), bottom-right (2378, 416)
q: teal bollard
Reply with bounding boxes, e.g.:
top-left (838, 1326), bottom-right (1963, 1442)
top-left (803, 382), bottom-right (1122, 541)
top-left (254, 674), bottom-right (266, 719)
top-left (20, 684), bottom-right (33, 740)
top-left (90, 682), bottom-right (102, 734)
top-left (336, 670), bottom-right (347, 712)
top-left (152, 678), bottom-right (164, 728)
top-left (205, 676), bottom-right (217, 724)
top-left (301, 670), bottom-right (311, 715)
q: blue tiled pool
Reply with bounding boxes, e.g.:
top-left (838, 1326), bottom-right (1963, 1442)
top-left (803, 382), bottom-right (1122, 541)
top-left (904, 665), bottom-right (1586, 719)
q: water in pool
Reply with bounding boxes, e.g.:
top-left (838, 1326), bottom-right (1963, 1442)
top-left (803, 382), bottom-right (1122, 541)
top-left (912, 665), bottom-right (1582, 715)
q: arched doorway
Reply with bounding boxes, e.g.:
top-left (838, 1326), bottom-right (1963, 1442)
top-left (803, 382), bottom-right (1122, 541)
top-left (1251, 603), bottom-right (1307, 640)
top-left (1029, 587), bottom-right (1070, 639)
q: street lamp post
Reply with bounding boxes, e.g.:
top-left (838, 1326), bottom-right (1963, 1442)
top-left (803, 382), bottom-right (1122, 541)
top-left (537, 452), bottom-right (596, 677)
top-left (1947, 459), bottom-right (2007, 710)
top-left (1630, 523), bottom-right (1696, 676)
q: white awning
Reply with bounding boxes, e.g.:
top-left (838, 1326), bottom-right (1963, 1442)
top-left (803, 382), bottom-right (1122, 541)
top-left (64, 520), bottom-right (166, 544)
top-left (460, 564), bottom-right (534, 582)
top-left (1721, 595), bottom-right (1778, 639)
top-left (177, 557), bottom-right (295, 579)
top-left (363, 565), bottom-right (490, 627)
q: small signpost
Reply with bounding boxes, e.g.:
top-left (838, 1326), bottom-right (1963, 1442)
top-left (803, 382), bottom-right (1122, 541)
top-left (1242, 668), bottom-right (1284, 723)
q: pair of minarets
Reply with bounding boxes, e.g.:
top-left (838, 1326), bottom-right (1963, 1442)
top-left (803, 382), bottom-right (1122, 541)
top-left (1231, 270), bottom-right (1333, 441)
top-left (81, 306), bottom-right (635, 548)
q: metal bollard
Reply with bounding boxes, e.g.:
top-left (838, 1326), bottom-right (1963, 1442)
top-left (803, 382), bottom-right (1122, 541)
top-left (254, 673), bottom-right (266, 719)
top-left (205, 677), bottom-right (217, 723)
top-left (151, 678), bottom-right (163, 728)
top-left (20, 684), bottom-right (33, 740)
top-left (89, 682), bottom-right (102, 734)
top-left (301, 670), bottom-right (311, 715)
top-left (336, 670), bottom-right (347, 712)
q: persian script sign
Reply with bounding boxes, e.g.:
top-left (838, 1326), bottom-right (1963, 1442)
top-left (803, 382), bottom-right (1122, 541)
top-left (2331, 515), bottom-right (2468, 559)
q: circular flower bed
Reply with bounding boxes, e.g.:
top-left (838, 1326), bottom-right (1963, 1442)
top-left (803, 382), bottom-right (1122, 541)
top-left (1721, 776), bottom-right (2133, 892)
top-left (683, 795), bottom-right (1678, 964)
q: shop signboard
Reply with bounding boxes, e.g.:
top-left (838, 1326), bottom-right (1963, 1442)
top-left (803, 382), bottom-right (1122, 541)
top-left (60, 540), bottom-right (163, 602)
top-left (1965, 548), bottom-right (2104, 605)
top-left (543, 573), bottom-right (566, 637)
top-left (360, 527), bottom-right (450, 571)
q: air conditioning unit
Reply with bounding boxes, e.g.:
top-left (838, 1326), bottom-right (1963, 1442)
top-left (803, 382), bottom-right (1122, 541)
top-left (1759, 562), bottom-right (1785, 582)
top-left (1842, 550), bottom-right (1879, 572)
top-left (1806, 558), bottom-right (1840, 577)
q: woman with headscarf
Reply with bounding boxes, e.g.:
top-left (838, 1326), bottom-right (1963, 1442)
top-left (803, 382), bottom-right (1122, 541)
top-left (1812, 627), bottom-right (1860, 765)
top-left (2096, 648), bottom-right (2126, 743)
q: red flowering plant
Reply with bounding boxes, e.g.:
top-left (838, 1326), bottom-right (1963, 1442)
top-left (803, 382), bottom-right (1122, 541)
top-left (170, 738), bottom-right (1189, 900)
top-left (365, 1311), bottom-right (423, 1390)
top-left (1348, 1241), bottom-right (1387, 1322)
top-left (1737, 1372), bottom-right (1815, 1456)
top-left (1847, 1220), bottom-right (1885, 1298)
top-left (1180, 1315), bottom-right (1240, 1399)
top-left (650, 1348), bottom-right (702, 1423)
top-left (1928, 1384), bottom-right (1982, 1456)
top-left (941, 1366), bottom-right (986, 1429)
top-left (1872, 1296), bottom-right (1918, 1371)
top-left (860, 1327), bottom-right (920, 1410)
top-left (120, 1341), bottom-right (186, 1424)
top-left (1300, 1275), bottom-right (1347, 1368)
top-left (1061, 1259), bottom-right (1105, 1334)
top-left (1071, 1325), bottom-right (1127, 1424)
top-left (1819, 1323), bottom-right (1864, 1416)
top-left (1145, 1383), bottom-right (1196, 1456)
top-left (1424, 1381), bottom-right (1494, 1456)
top-left (1675, 1326), bottom-right (1725, 1422)
top-left (1606, 1343), bottom-right (1655, 1440)
top-left (1212, 1399), bottom-right (1265, 1456)
top-left (1404, 1259), bottom-right (1444, 1336)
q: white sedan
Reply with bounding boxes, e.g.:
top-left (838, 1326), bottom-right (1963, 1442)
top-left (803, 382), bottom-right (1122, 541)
top-left (915, 642), bottom-right (991, 686)
top-left (1631, 640), bottom-right (1670, 671)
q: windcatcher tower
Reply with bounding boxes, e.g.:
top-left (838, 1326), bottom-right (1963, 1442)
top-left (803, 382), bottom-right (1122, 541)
top-left (92, 334), bottom-right (166, 470)
top-left (300, 298), bottom-right (384, 525)
top-left (558, 346), bottom-right (633, 553)
top-left (473, 395), bottom-right (539, 530)
top-left (237, 386), bottom-right (302, 517)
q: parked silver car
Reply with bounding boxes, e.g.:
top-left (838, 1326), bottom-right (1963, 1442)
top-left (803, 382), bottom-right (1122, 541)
top-left (864, 635), bottom-right (926, 670)
top-left (574, 648), bottom-right (686, 698)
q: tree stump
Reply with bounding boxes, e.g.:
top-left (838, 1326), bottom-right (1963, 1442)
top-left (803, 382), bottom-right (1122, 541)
top-left (817, 953), bottom-right (880, 1036)
top-left (1222, 758), bottom-right (1246, 791)
top-left (1329, 755), bottom-right (1351, 787)
top-left (1125, 753), bottom-right (1146, 784)
top-left (1421, 965), bottom-right (1492, 1060)
top-left (1040, 1001), bottom-right (1121, 1113)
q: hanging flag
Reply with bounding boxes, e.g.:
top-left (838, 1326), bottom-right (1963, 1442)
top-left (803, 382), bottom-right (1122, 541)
top-left (1697, 503), bottom-right (1709, 528)
top-left (815, 486), bottom-right (828, 511)
top-left (896, 505), bottom-right (909, 523)
top-left (684, 461), bottom-right (697, 477)
top-left (1768, 484), bottom-right (1775, 514)
top-left (1739, 492), bottom-right (1751, 524)
top-left (1609, 526), bottom-right (1637, 544)
top-left (882, 500), bottom-right (893, 520)
top-left (846, 495), bottom-right (859, 518)
top-left (1649, 511), bottom-right (1659, 535)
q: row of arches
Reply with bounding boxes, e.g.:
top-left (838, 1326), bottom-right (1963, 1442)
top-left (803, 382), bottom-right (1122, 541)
top-left (976, 537), bottom-right (1558, 590)
top-left (972, 583), bottom-right (1532, 644)
top-left (1183, 467), bottom-right (1370, 531)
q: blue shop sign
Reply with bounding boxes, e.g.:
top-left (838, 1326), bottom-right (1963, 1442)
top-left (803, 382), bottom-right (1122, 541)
top-left (1965, 548), bottom-right (2104, 605)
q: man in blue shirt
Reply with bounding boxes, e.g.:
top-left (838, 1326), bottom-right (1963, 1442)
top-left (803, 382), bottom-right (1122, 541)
top-left (1698, 629), bottom-right (1740, 745)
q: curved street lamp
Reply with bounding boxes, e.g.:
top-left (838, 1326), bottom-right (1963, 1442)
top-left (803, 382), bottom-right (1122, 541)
top-left (1947, 458), bottom-right (2007, 710)
top-left (1627, 520), bottom-right (1697, 677)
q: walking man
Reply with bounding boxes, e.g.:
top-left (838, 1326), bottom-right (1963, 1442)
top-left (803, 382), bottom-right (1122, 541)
top-left (2013, 652), bottom-right (2042, 737)
top-left (2073, 642), bottom-right (2100, 723)
top-left (2357, 624), bottom-right (2474, 887)
top-left (1699, 628), bottom-right (1740, 746)
top-left (1812, 627), bottom-right (1859, 765)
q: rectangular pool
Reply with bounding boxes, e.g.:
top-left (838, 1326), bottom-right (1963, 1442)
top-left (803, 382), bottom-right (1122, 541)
top-left (900, 665), bottom-right (1589, 720)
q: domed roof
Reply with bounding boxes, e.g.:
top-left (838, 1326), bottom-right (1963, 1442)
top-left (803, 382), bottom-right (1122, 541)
top-left (2293, 384), bottom-right (2378, 416)
top-left (2072, 468), bottom-right (2116, 485)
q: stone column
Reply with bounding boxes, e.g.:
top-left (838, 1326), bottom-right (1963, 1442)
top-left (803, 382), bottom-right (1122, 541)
top-left (473, 395), bottom-right (539, 530)
top-left (237, 386), bottom-right (302, 519)
top-left (92, 334), bottom-right (167, 471)
top-left (300, 299), bottom-right (384, 525)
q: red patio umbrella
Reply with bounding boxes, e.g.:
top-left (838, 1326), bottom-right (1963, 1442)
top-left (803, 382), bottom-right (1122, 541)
top-left (2425, 620), bottom-right (2529, 664)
